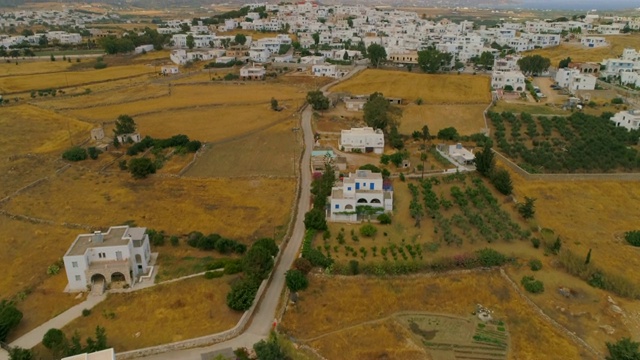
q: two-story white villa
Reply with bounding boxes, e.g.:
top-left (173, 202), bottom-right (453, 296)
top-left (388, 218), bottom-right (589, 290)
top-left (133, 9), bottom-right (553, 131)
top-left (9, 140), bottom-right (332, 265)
top-left (610, 110), bottom-right (640, 131)
top-left (555, 68), bottom-right (597, 90)
top-left (491, 70), bottom-right (526, 91)
top-left (329, 170), bottom-right (393, 222)
top-left (63, 226), bottom-right (152, 292)
top-left (340, 127), bottom-right (384, 154)
top-left (240, 63), bottom-right (266, 80)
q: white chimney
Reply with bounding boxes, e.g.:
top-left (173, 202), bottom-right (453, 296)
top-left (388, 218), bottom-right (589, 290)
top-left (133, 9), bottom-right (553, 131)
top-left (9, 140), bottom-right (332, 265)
top-left (93, 231), bottom-right (103, 243)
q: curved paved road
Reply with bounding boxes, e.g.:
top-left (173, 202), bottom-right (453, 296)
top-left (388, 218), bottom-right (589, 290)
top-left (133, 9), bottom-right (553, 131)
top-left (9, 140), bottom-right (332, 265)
top-left (142, 66), bottom-right (365, 359)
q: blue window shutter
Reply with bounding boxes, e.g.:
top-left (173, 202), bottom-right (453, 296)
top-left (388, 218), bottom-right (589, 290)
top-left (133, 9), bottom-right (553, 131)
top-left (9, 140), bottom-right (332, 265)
top-left (335, 204), bottom-right (339, 209)
top-left (370, 183), bottom-right (374, 190)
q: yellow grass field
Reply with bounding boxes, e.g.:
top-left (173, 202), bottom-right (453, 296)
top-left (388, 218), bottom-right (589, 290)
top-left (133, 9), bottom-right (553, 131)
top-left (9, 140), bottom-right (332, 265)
top-left (399, 103), bottom-right (488, 135)
top-left (330, 70), bottom-right (492, 104)
top-left (134, 102), bottom-right (297, 143)
top-left (508, 167), bottom-right (640, 285)
top-left (281, 272), bottom-right (593, 360)
top-left (186, 121), bottom-right (300, 177)
top-left (39, 83), bottom-right (169, 111)
top-left (0, 65), bottom-right (154, 93)
top-left (0, 105), bottom-right (91, 156)
top-left (0, 61), bottom-right (73, 77)
top-left (525, 34), bottom-right (640, 65)
top-left (65, 83), bottom-right (307, 123)
top-left (4, 166), bottom-right (295, 240)
top-left (58, 276), bottom-right (241, 353)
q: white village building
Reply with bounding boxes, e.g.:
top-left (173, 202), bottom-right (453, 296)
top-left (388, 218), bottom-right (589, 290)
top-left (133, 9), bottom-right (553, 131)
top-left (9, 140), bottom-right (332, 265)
top-left (340, 127), bottom-right (385, 154)
top-left (491, 70), bottom-right (526, 91)
top-left (610, 110), bottom-right (640, 131)
top-left (555, 68), bottom-right (597, 91)
top-left (63, 226), bottom-right (152, 293)
top-left (329, 170), bottom-right (393, 222)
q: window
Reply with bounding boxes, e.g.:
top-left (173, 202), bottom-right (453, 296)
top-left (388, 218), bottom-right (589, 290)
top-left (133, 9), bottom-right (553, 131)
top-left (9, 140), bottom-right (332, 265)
top-left (335, 204), bottom-right (339, 209)
top-left (75, 275), bottom-right (81, 281)
top-left (347, 187), bottom-right (352, 191)
top-left (72, 261), bottom-right (78, 268)
top-left (98, 252), bottom-right (106, 259)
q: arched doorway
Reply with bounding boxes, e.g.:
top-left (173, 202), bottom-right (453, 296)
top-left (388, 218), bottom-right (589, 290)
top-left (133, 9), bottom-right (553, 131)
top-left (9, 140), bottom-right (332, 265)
top-left (345, 204), bottom-right (354, 210)
top-left (90, 273), bottom-right (106, 295)
top-left (111, 272), bottom-right (126, 283)
top-left (357, 198), bottom-right (368, 204)
top-left (370, 199), bottom-right (382, 204)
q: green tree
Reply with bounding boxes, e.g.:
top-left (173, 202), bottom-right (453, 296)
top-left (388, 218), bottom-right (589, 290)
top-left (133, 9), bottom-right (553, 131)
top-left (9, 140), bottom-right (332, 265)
top-left (478, 51), bottom-right (495, 70)
top-left (62, 147), bottom-right (88, 162)
top-left (43, 328), bottom-right (68, 358)
top-left (363, 92), bottom-right (391, 131)
top-left (367, 43), bottom-right (387, 68)
top-left (306, 90), bottom-right (329, 110)
top-left (293, 257), bottom-right (312, 275)
top-left (270, 98), bottom-right (278, 111)
top-left (252, 238), bottom-right (279, 257)
top-left (517, 55), bottom-right (551, 76)
top-left (417, 47), bottom-right (453, 73)
top-left (421, 125), bottom-right (430, 145)
top-left (606, 337), bottom-right (640, 360)
top-left (226, 278), bottom-right (259, 311)
top-left (87, 147), bottom-right (101, 160)
top-left (359, 223), bottom-right (377, 237)
top-left (113, 114), bottom-right (136, 135)
top-left (234, 33), bottom-right (247, 45)
top-left (304, 208), bottom-right (327, 231)
top-left (285, 269), bottom-right (308, 292)
top-left (518, 197), bottom-right (536, 219)
top-left (0, 300), bottom-right (23, 342)
top-left (490, 168), bottom-right (513, 195)
top-left (311, 32), bottom-right (320, 47)
top-left (242, 244), bottom-right (274, 281)
top-left (8, 347), bottom-right (32, 360)
top-left (186, 34), bottom-right (195, 49)
top-left (474, 142), bottom-right (495, 177)
top-left (558, 56), bottom-right (572, 69)
top-left (436, 127), bottom-right (459, 141)
top-left (253, 334), bottom-right (286, 360)
top-left (128, 158), bottom-right (156, 179)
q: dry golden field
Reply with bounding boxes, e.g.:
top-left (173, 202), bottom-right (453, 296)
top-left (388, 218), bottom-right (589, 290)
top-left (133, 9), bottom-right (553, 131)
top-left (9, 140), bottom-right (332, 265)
top-left (38, 83), bottom-right (169, 111)
top-left (133, 102), bottom-right (298, 143)
top-left (65, 82), bottom-right (307, 123)
top-left (399, 103), bottom-right (488, 135)
top-left (58, 276), bottom-right (240, 353)
top-left (186, 121), bottom-right (301, 177)
top-left (281, 272), bottom-right (593, 360)
top-left (0, 61), bottom-right (73, 76)
top-left (0, 65), bottom-right (154, 93)
top-left (507, 166), bottom-right (640, 285)
top-left (524, 34), bottom-right (640, 65)
top-left (330, 70), bottom-right (492, 104)
top-left (4, 166), bottom-right (295, 240)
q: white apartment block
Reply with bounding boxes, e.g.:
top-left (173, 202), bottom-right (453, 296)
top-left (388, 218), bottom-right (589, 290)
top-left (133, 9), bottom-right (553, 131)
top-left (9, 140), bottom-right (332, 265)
top-left (329, 170), bottom-right (393, 223)
top-left (46, 31), bottom-right (82, 44)
top-left (240, 64), bottom-right (265, 80)
top-left (610, 110), bottom-right (640, 131)
top-left (491, 71), bottom-right (526, 91)
top-left (601, 58), bottom-right (636, 77)
top-left (620, 72), bottom-right (640, 88)
top-left (63, 226), bottom-right (152, 292)
top-left (340, 127), bottom-right (385, 154)
top-left (493, 55), bottom-right (521, 72)
top-left (555, 68), bottom-right (597, 90)
top-left (581, 36), bottom-right (608, 48)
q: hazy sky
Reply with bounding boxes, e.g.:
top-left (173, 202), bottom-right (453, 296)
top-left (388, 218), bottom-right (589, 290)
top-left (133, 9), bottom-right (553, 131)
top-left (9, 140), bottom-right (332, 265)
top-left (506, 0), bottom-right (640, 10)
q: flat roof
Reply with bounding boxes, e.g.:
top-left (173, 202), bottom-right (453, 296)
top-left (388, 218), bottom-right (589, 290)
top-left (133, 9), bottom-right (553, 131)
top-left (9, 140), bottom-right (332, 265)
top-left (66, 226), bottom-right (145, 257)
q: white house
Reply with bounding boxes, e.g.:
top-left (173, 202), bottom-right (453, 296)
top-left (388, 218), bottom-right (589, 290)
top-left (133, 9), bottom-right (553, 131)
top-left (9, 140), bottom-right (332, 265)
top-left (621, 72), bottom-right (640, 88)
top-left (134, 44), bottom-right (154, 54)
top-left (170, 49), bottom-right (188, 65)
top-left (447, 143), bottom-right (475, 165)
top-left (329, 170), bottom-right (393, 222)
top-left (491, 71), bottom-right (526, 91)
top-left (340, 127), bottom-right (384, 154)
top-left (312, 64), bottom-right (337, 78)
top-left (493, 55), bottom-right (520, 72)
top-left (116, 133), bottom-right (141, 144)
top-left (63, 226), bottom-right (152, 292)
top-left (610, 110), bottom-right (640, 131)
top-left (555, 68), bottom-right (597, 90)
top-left (62, 348), bottom-right (116, 360)
top-left (601, 58), bottom-right (635, 77)
top-left (240, 63), bottom-right (266, 80)
top-left (581, 37), bottom-right (608, 48)
top-left (161, 66), bottom-right (179, 75)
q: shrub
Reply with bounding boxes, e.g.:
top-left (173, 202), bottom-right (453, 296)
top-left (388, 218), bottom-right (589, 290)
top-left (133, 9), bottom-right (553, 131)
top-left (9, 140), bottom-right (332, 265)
top-left (94, 61), bottom-right (107, 69)
top-left (128, 158), bottom-right (156, 179)
top-left (304, 208), bottom-right (327, 231)
top-left (531, 238), bottom-right (540, 248)
top-left (82, 309), bottom-right (91, 317)
top-left (170, 236), bottom-right (179, 247)
top-left (293, 257), bottom-right (312, 275)
top-left (475, 248), bottom-right (508, 267)
top-left (285, 269), bottom-right (308, 292)
top-left (606, 337), bottom-right (640, 360)
top-left (87, 147), bottom-right (101, 160)
top-left (359, 223), bottom-right (377, 237)
top-left (490, 168), bottom-right (513, 195)
top-left (529, 258), bottom-right (542, 271)
top-left (204, 271), bottom-right (223, 279)
top-left (625, 230), bottom-right (640, 247)
top-left (224, 259), bottom-right (243, 275)
top-left (521, 275), bottom-right (544, 294)
top-left (377, 213), bottom-right (392, 224)
top-left (226, 278), bottom-right (259, 311)
top-left (62, 147), bottom-right (87, 162)
top-left (349, 260), bottom-right (360, 275)
top-left (611, 97), bottom-right (624, 105)
top-left (46, 264), bottom-right (60, 275)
